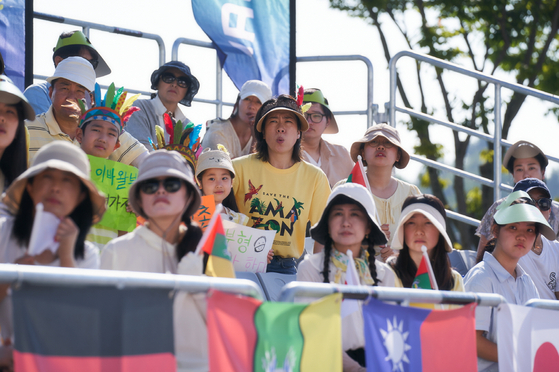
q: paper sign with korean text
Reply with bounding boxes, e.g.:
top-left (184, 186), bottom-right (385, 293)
top-left (193, 195), bottom-right (216, 231)
top-left (87, 155), bottom-right (138, 232)
top-left (222, 220), bottom-right (275, 273)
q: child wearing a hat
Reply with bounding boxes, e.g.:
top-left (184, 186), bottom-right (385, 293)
top-left (389, 194), bottom-right (464, 308)
top-left (75, 83), bottom-right (140, 249)
top-left (347, 124), bottom-right (421, 262)
top-left (476, 140), bottom-right (559, 261)
top-left (0, 75), bottom-right (35, 191)
top-left (196, 145), bottom-right (249, 225)
top-left (298, 183), bottom-right (395, 371)
top-left (465, 192), bottom-right (554, 372)
top-left (232, 94), bottom-right (331, 274)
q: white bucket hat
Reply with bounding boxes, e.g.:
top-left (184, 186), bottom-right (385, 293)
top-left (391, 200), bottom-right (453, 252)
top-left (128, 150), bottom-right (202, 219)
top-left (3, 141), bottom-right (106, 223)
top-left (46, 56), bottom-right (96, 92)
top-left (195, 146), bottom-right (235, 180)
top-left (310, 183), bottom-right (387, 246)
top-left (240, 80), bottom-right (272, 104)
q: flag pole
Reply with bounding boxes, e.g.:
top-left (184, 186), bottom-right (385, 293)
top-left (421, 245), bottom-right (439, 290)
top-left (357, 155), bottom-right (372, 194)
top-left (195, 204), bottom-right (224, 255)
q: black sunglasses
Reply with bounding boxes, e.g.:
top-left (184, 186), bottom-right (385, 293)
top-left (139, 178), bottom-right (183, 194)
top-left (160, 72), bottom-right (189, 88)
top-left (533, 197), bottom-right (552, 212)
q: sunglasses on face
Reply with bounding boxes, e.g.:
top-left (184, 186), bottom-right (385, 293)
top-left (139, 178), bottom-right (183, 194)
top-left (533, 197), bottom-right (552, 212)
top-left (160, 73), bottom-right (189, 88)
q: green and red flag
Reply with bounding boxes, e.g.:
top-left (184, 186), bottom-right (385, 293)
top-left (347, 155), bottom-right (369, 190)
top-left (13, 283), bottom-right (175, 372)
top-left (412, 246), bottom-right (439, 290)
top-left (198, 209), bottom-right (235, 278)
top-left (207, 290), bottom-right (342, 372)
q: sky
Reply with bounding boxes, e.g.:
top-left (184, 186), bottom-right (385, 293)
top-left (31, 0), bottom-right (559, 188)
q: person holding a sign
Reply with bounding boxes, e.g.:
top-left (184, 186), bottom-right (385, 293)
top-left (297, 183), bottom-right (395, 370)
top-left (233, 95), bottom-right (331, 274)
top-left (100, 150), bottom-right (203, 274)
top-left (76, 82), bottom-right (141, 249)
top-left (0, 141), bottom-right (106, 269)
top-left (388, 194), bottom-right (464, 306)
top-left (464, 193), bottom-right (555, 372)
top-left (0, 75), bottom-right (35, 191)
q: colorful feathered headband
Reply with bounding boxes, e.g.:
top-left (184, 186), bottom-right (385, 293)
top-left (78, 83), bottom-right (141, 134)
top-left (163, 121), bottom-right (203, 172)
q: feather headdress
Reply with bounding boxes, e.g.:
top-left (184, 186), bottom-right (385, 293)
top-left (163, 122), bottom-right (203, 171)
top-left (78, 83), bottom-right (141, 134)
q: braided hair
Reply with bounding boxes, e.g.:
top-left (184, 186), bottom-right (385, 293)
top-left (320, 195), bottom-right (381, 286)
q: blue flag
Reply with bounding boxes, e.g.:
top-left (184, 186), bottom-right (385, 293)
top-left (0, 0), bottom-right (26, 90)
top-left (192, 0), bottom-right (290, 96)
top-left (362, 298), bottom-right (477, 372)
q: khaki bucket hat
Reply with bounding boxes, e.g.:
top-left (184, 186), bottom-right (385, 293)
top-left (350, 124), bottom-right (410, 168)
top-left (128, 150), bottom-right (202, 219)
top-left (502, 140), bottom-right (548, 174)
top-left (2, 141), bottom-right (106, 224)
top-left (310, 183), bottom-right (387, 246)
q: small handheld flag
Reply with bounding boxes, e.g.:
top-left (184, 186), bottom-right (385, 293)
top-left (412, 246), bottom-right (438, 290)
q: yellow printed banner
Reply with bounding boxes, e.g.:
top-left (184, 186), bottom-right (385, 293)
top-left (88, 155), bottom-right (138, 232)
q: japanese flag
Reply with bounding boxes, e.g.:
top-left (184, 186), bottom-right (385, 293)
top-left (497, 302), bottom-right (559, 372)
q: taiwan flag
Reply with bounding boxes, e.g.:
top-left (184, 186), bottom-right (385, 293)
top-left (497, 302), bottom-right (559, 371)
top-left (363, 297), bottom-right (477, 372)
top-left (207, 290), bottom-right (342, 371)
top-left (12, 283), bottom-right (176, 372)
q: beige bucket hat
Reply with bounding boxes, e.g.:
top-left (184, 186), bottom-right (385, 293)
top-left (502, 140), bottom-right (548, 174)
top-left (3, 141), bottom-right (106, 223)
top-left (310, 183), bottom-right (387, 246)
top-left (195, 146), bottom-right (235, 179)
top-left (391, 201), bottom-right (453, 252)
top-left (350, 124), bottom-right (410, 168)
top-left (128, 150), bottom-right (201, 219)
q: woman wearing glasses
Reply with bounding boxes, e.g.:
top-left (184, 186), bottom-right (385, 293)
top-left (345, 124), bottom-right (421, 262)
top-left (100, 150), bottom-right (203, 274)
top-left (301, 88), bottom-right (354, 187)
top-left (126, 61), bottom-right (200, 151)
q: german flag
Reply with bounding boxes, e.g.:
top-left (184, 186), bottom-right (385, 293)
top-left (12, 283), bottom-right (176, 372)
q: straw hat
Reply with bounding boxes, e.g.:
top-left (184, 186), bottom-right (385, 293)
top-left (128, 150), bottom-right (201, 219)
top-left (350, 124), bottom-right (410, 168)
top-left (2, 141), bottom-right (106, 223)
top-left (391, 202), bottom-right (453, 252)
top-left (310, 183), bottom-right (387, 246)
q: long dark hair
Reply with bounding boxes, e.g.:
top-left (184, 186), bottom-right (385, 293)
top-left (12, 179), bottom-right (93, 260)
top-left (389, 194), bottom-right (454, 290)
top-left (254, 95), bottom-right (302, 164)
top-left (320, 195), bottom-right (381, 286)
top-left (1, 103), bottom-right (27, 188)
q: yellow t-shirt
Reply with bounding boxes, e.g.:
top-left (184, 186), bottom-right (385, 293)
top-left (233, 154), bottom-right (331, 259)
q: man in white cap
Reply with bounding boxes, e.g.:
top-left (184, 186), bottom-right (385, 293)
top-left (25, 57), bottom-right (147, 167)
top-left (202, 80), bottom-right (272, 159)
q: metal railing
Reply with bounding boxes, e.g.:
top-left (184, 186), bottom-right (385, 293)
top-left (278, 282), bottom-right (505, 307)
top-left (0, 264), bottom-right (265, 300)
top-left (388, 50), bottom-right (559, 210)
top-left (34, 12), bottom-right (166, 66)
top-left (524, 298), bottom-right (559, 311)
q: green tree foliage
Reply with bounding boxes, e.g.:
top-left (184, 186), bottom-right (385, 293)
top-left (330, 0), bottom-right (559, 249)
